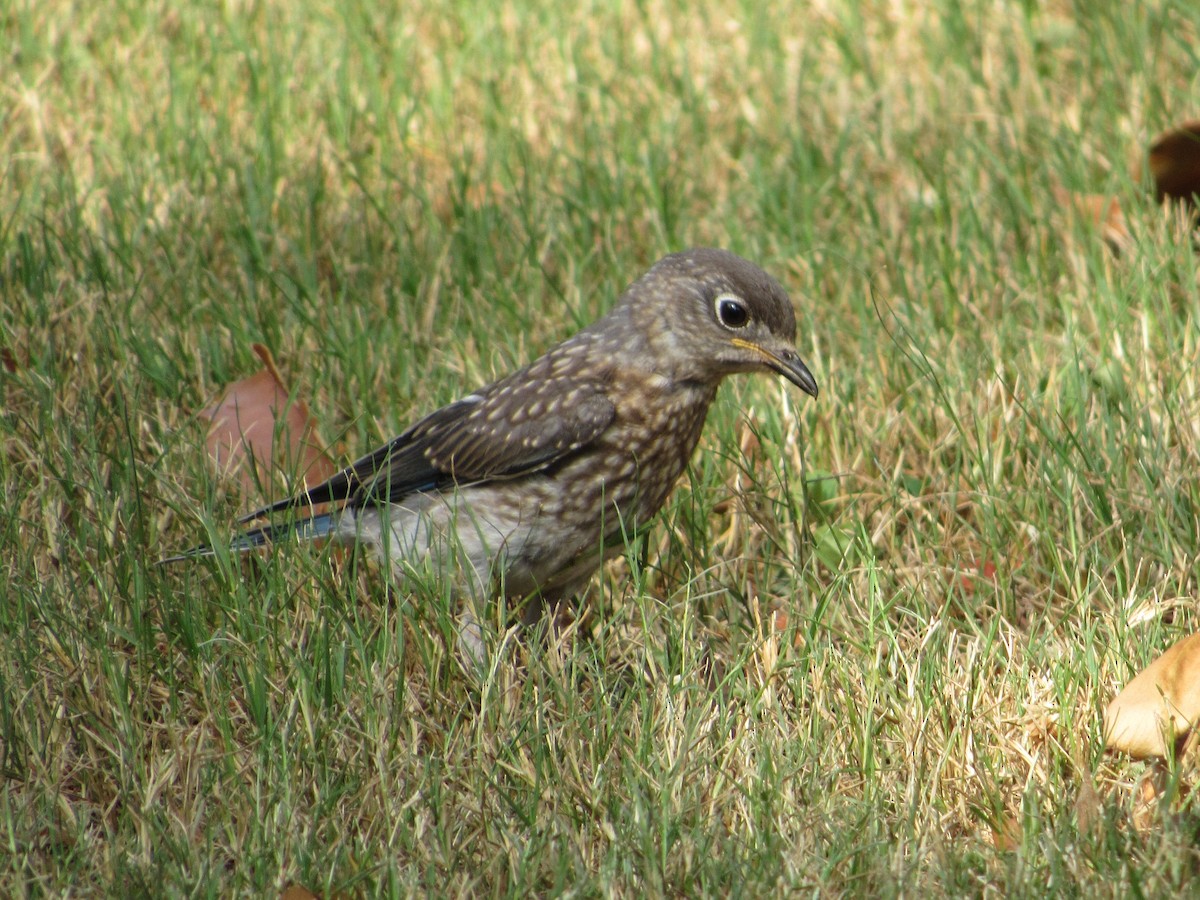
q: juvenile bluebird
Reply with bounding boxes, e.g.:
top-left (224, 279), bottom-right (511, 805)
top-left (166, 248), bottom-right (818, 649)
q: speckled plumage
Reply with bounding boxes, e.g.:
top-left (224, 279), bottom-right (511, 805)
top-left (169, 248), bottom-right (818, 647)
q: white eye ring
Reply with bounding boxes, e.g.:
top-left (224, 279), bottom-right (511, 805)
top-left (714, 293), bottom-right (750, 329)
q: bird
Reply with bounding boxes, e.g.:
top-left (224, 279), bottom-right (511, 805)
top-left (165, 248), bottom-right (818, 655)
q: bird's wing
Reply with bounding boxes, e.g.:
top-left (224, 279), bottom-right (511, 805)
top-left (240, 375), bottom-right (616, 520)
top-left (355, 377), bottom-right (617, 506)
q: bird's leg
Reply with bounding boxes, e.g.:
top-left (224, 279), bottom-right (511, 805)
top-left (522, 577), bottom-right (589, 654)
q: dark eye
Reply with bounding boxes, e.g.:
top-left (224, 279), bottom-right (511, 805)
top-left (716, 295), bottom-right (749, 329)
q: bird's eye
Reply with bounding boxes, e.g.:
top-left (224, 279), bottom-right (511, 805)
top-left (715, 295), bottom-right (750, 329)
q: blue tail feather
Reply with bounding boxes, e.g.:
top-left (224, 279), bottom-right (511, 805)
top-left (158, 513), bottom-right (338, 565)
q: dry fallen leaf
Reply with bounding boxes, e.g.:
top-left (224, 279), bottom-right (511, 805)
top-left (1073, 770), bottom-right (1102, 835)
top-left (990, 810), bottom-right (1022, 852)
top-left (959, 558), bottom-right (998, 595)
top-left (1132, 770), bottom-right (1165, 835)
top-left (1104, 632), bottom-right (1200, 760)
top-left (1052, 186), bottom-right (1131, 252)
top-left (432, 179), bottom-right (507, 227)
top-left (203, 344), bottom-right (336, 499)
top-left (280, 885), bottom-right (319, 900)
top-left (1149, 120), bottom-right (1200, 206)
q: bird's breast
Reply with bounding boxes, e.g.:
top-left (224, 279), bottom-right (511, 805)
top-left (550, 376), bottom-right (717, 527)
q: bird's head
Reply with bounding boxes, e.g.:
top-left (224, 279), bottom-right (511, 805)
top-left (618, 248), bottom-right (819, 398)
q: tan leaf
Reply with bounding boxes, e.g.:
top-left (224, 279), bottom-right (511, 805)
top-left (202, 344), bottom-right (336, 498)
top-left (1132, 769), bottom-right (1165, 835)
top-left (1104, 632), bottom-right (1200, 759)
top-left (1148, 120), bottom-right (1200, 206)
top-left (990, 811), bottom-right (1021, 852)
top-left (280, 885), bottom-right (319, 900)
top-left (1053, 186), bottom-right (1131, 252)
top-left (1073, 770), bottom-right (1101, 834)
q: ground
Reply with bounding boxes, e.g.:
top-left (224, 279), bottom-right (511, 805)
top-left (3, 0), bottom-right (1200, 894)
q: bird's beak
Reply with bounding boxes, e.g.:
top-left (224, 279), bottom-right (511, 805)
top-left (732, 338), bottom-right (819, 398)
top-left (767, 349), bottom-right (819, 398)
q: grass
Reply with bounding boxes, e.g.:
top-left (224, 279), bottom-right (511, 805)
top-left (4, 0), bottom-right (1200, 894)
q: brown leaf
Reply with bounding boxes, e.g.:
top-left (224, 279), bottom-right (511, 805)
top-left (1133, 767), bottom-right (1165, 835)
top-left (432, 179), bottom-right (506, 227)
top-left (1149, 120), bottom-right (1200, 206)
top-left (280, 885), bottom-right (319, 900)
top-left (959, 558), bottom-right (998, 595)
top-left (202, 344), bottom-right (336, 499)
top-left (990, 811), bottom-right (1021, 852)
top-left (1073, 770), bottom-right (1102, 834)
top-left (1104, 632), bottom-right (1200, 759)
top-left (1053, 186), bottom-right (1131, 252)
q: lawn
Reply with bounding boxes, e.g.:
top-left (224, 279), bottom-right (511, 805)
top-left (3, 0), bottom-right (1200, 894)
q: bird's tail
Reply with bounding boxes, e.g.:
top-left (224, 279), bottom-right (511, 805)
top-left (157, 513), bottom-right (339, 565)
